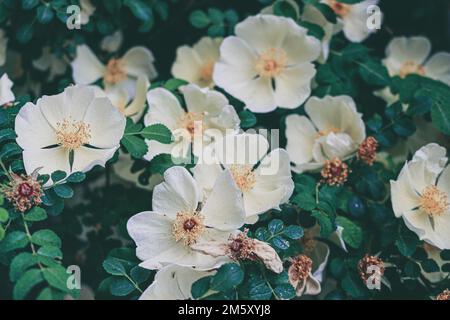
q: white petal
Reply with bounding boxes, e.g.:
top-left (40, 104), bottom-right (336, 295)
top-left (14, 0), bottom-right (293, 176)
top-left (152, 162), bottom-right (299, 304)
top-left (191, 163), bottom-right (222, 196)
top-left (125, 75), bottom-right (150, 121)
top-left (72, 146), bottom-right (118, 173)
top-left (100, 30), bottom-right (123, 53)
top-left (311, 241), bottom-right (330, 283)
top-left (412, 143), bottom-right (448, 175)
top-left (194, 37), bottom-right (222, 61)
top-left (83, 96), bottom-right (126, 148)
top-left (15, 102), bottom-right (57, 149)
top-left (144, 140), bottom-right (177, 162)
top-left (201, 169), bottom-right (245, 231)
top-left (0, 73), bottom-right (15, 105)
top-left (274, 63), bottom-right (316, 109)
top-left (280, 27), bottom-right (321, 65)
top-left (71, 45), bottom-right (105, 85)
top-left (22, 147), bottom-right (70, 176)
top-left (181, 84), bottom-right (228, 116)
top-left (285, 114), bottom-right (317, 170)
top-left (145, 88), bottom-right (185, 130)
top-left (215, 133), bottom-right (269, 167)
top-left (424, 52), bottom-right (450, 86)
top-left (437, 165), bottom-right (450, 197)
top-left (122, 46), bottom-right (157, 80)
top-left (384, 37), bottom-right (431, 74)
top-left (171, 45), bottom-right (203, 83)
top-left (152, 166), bottom-right (200, 219)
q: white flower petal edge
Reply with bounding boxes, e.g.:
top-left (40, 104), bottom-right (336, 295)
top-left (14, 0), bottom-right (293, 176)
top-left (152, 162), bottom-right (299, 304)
top-left (0, 73), bottom-right (15, 105)
top-left (140, 264), bottom-right (215, 300)
top-left (390, 143), bottom-right (450, 249)
top-left (15, 85), bottom-right (126, 178)
top-left (127, 166), bottom-right (245, 270)
top-left (285, 95), bottom-right (366, 173)
top-left (213, 14), bottom-right (321, 113)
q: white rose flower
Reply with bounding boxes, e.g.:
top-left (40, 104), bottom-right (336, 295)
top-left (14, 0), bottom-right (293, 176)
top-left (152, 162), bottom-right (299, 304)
top-left (101, 31), bottom-right (123, 53)
top-left (376, 36), bottom-right (450, 104)
top-left (390, 143), bottom-right (450, 250)
top-left (144, 84), bottom-right (240, 161)
top-left (323, 0), bottom-right (380, 43)
top-left (140, 264), bottom-right (215, 300)
top-left (213, 14), bottom-right (321, 113)
top-left (0, 73), bottom-right (15, 106)
top-left (15, 85), bottom-right (126, 178)
top-left (192, 133), bottom-right (294, 223)
top-left (32, 47), bottom-right (67, 81)
top-left (285, 95), bottom-right (366, 173)
top-left (171, 37), bottom-right (222, 88)
top-left (127, 166), bottom-right (245, 270)
top-left (71, 44), bottom-right (157, 103)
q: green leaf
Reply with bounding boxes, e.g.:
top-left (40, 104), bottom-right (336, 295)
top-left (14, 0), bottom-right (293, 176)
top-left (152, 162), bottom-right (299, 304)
top-left (31, 229), bottom-right (62, 248)
top-left (38, 246), bottom-right (63, 259)
top-left (297, 21), bottom-right (325, 40)
top-left (103, 257), bottom-right (127, 276)
top-left (140, 124), bottom-right (173, 144)
top-left (274, 283), bottom-right (296, 300)
top-left (336, 216), bottom-right (363, 249)
top-left (283, 225), bottom-right (304, 240)
top-left (271, 236), bottom-right (290, 250)
top-left (0, 225), bottom-right (4, 242)
top-left (311, 210), bottom-right (334, 237)
top-left (0, 207), bottom-right (8, 223)
top-left (13, 269), bottom-right (44, 300)
top-left (130, 266), bottom-right (152, 284)
top-left (42, 266), bottom-right (72, 293)
top-left (393, 118), bottom-right (416, 137)
top-left (239, 110), bottom-right (257, 128)
top-left (268, 219), bottom-right (284, 235)
top-left (0, 128), bottom-right (16, 143)
top-left (110, 278), bottom-right (135, 296)
top-left (164, 78), bottom-right (188, 91)
top-left (273, 0), bottom-right (298, 20)
top-left (37, 4), bottom-right (54, 24)
top-left (189, 10), bottom-right (210, 28)
top-left (0, 231), bottom-right (29, 252)
top-left (124, 0), bottom-right (152, 21)
top-left (396, 225), bottom-right (419, 257)
top-left (9, 252), bottom-right (38, 282)
top-left (51, 170), bottom-right (67, 182)
top-left (359, 61), bottom-right (390, 86)
top-left (421, 259), bottom-right (440, 273)
top-left (341, 274), bottom-right (366, 299)
top-left (248, 279), bottom-right (272, 300)
top-left (53, 184), bottom-right (74, 199)
top-left (191, 276), bottom-right (212, 299)
top-left (121, 135), bottom-right (148, 159)
top-left (24, 207), bottom-right (47, 222)
top-left (210, 263), bottom-right (244, 291)
top-left (440, 250), bottom-right (450, 261)
top-left (403, 260), bottom-right (421, 278)
top-left (314, 3), bottom-right (337, 23)
top-left (66, 172), bottom-right (86, 183)
top-left (406, 95), bottom-right (432, 116)
top-left (293, 193), bottom-right (316, 211)
top-left (208, 8), bottom-right (224, 24)
top-left (16, 22), bottom-right (34, 44)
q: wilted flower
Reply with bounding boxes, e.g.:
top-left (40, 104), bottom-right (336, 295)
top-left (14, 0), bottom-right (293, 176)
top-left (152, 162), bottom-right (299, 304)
top-left (288, 254), bottom-right (322, 297)
top-left (357, 136), bottom-right (378, 166)
top-left (436, 289), bottom-right (450, 301)
top-left (321, 158), bottom-right (349, 186)
top-left (358, 254), bottom-right (385, 284)
top-left (1, 169), bottom-right (43, 212)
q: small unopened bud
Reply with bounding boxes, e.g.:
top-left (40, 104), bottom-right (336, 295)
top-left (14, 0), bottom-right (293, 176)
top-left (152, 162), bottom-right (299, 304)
top-left (321, 158), bottom-right (349, 186)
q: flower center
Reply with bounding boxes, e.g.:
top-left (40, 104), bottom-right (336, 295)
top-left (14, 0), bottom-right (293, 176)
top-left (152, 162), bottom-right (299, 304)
top-left (172, 211), bottom-right (205, 246)
top-left (328, 0), bottom-right (351, 16)
top-left (321, 157), bottom-right (349, 186)
top-left (56, 118), bottom-right (91, 150)
top-left (104, 58), bottom-right (126, 85)
top-left (255, 47), bottom-right (287, 78)
top-left (290, 255), bottom-right (313, 282)
top-left (420, 185), bottom-right (449, 217)
top-left (200, 60), bottom-right (215, 83)
top-left (18, 183), bottom-right (33, 197)
top-left (179, 112), bottom-right (205, 137)
top-left (399, 61), bottom-right (425, 78)
top-left (229, 165), bottom-right (256, 192)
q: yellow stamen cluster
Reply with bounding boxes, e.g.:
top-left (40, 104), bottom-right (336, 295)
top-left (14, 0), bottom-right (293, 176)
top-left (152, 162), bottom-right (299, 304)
top-left (358, 254), bottom-right (385, 283)
top-left (328, 0), bottom-right (351, 16)
top-left (172, 211), bottom-right (205, 246)
top-left (321, 158), bottom-right (349, 186)
top-left (436, 289), bottom-right (450, 301)
top-left (357, 136), bottom-right (378, 166)
top-left (56, 118), bottom-right (91, 150)
top-left (255, 47), bottom-right (287, 78)
top-left (289, 255), bottom-right (313, 283)
top-left (179, 112), bottom-right (205, 137)
top-left (104, 58), bottom-right (126, 84)
top-left (229, 164), bottom-right (256, 192)
top-left (420, 185), bottom-right (449, 217)
top-left (316, 127), bottom-right (341, 139)
top-left (399, 61), bottom-right (426, 78)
